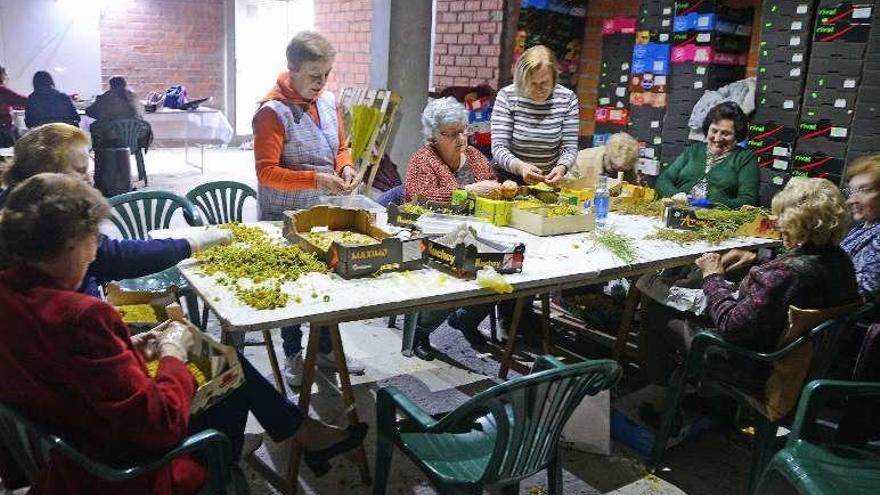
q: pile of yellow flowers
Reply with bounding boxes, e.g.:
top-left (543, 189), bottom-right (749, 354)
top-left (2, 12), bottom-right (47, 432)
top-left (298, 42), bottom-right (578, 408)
top-left (116, 304), bottom-right (159, 323)
top-left (145, 359), bottom-right (208, 386)
top-left (301, 230), bottom-right (380, 251)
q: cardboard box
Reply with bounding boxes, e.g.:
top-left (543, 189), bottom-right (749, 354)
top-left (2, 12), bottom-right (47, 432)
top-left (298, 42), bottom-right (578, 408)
top-left (663, 206), bottom-right (781, 239)
top-left (421, 237), bottom-right (525, 279)
top-left (611, 385), bottom-right (711, 458)
top-left (106, 282), bottom-right (176, 330)
top-left (510, 204), bottom-right (596, 236)
top-left (282, 205), bottom-right (413, 279)
top-left (473, 196), bottom-right (513, 226)
top-left (386, 201), bottom-right (471, 228)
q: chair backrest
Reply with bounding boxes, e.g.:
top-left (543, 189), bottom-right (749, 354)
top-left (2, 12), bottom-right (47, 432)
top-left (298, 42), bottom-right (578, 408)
top-left (806, 303), bottom-right (873, 381)
top-left (435, 359), bottom-right (621, 485)
top-left (0, 402), bottom-right (54, 484)
top-left (185, 181), bottom-right (257, 225)
top-left (108, 190), bottom-right (203, 240)
top-left (93, 119), bottom-right (151, 153)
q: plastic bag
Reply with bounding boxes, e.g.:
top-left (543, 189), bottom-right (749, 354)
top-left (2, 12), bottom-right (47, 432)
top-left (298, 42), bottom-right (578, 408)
top-left (476, 266), bottom-right (513, 294)
top-left (163, 85), bottom-right (188, 109)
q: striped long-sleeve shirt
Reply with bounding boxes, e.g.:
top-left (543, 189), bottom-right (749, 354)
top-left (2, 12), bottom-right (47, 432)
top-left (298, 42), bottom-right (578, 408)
top-left (490, 84), bottom-right (580, 175)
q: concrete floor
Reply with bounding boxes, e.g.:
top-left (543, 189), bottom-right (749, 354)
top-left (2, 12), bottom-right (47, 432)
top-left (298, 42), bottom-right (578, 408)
top-left (126, 148), bottom-right (755, 495)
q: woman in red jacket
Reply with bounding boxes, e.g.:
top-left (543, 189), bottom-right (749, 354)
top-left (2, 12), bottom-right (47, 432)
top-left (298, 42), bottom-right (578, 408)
top-left (0, 174), bottom-right (365, 494)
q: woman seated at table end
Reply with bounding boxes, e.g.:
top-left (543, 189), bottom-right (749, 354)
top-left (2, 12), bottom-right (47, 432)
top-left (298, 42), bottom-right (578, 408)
top-left (0, 173), bottom-right (367, 494)
top-left (654, 101), bottom-right (758, 208)
top-left (404, 96), bottom-right (504, 203)
top-left (562, 131), bottom-right (639, 190)
top-left (642, 177), bottom-right (860, 419)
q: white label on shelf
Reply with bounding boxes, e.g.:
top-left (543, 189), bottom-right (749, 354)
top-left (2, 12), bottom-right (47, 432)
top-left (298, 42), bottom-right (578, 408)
top-left (650, 121), bottom-right (660, 128)
top-left (616, 87), bottom-right (627, 97)
top-left (653, 60), bottom-right (665, 71)
top-left (797, 4), bottom-right (808, 14)
top-left (697, 16), bottom-right (710, 27)
top-left (697, 33), bottom-right (711, 42)
top-left (792, 53), bottom-right (803, 63)
top-left (772, 175), bottom-right (785, 185)
top-left (789, 36), bottom-right (801, 46)
top-left (697, 66), bottom-right (707, 75)
top-left (773, 146), bottom-right (791, 157)
top-left (656, 75), bottom-right (667, 85)
top-left (663, 7), bottom-right (672, 14)
top-left (599, 97), bottom-right (610, 105)
top-left (621, 63), bottom-right (630, 71)
top-left (773, 159), bottom-right (789, 170)
top-left (659, 33), bottom-right (669, 42)
top-left (784, 100), bottom-right (795, 109)
top-left (791, 21), bottom-right (802, 30)
top-left (653, 136), bottom-right (662, 145)
top-left (830, 127), bottom-right (848, 138)
top-left (694, 81), bottom-right (704, 89)
top-left (620, 75), bottom-right (628, 83)
top-left (844, 79), bottom-right (857, 89)
top-left (662, 19), bottom-right (670, 27)
top-left (834, 98), bottom-right (847, 108)
top-left (790, 67), bottom-right (801, 77)
top-left (853, 7), bottom-right (871, 18)
top-left (644, 148), bottom-right (655, 158)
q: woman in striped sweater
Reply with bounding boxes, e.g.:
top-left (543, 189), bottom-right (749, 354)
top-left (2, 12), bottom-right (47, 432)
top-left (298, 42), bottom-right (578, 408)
top-left (491, 45), bottom-right (580, 185)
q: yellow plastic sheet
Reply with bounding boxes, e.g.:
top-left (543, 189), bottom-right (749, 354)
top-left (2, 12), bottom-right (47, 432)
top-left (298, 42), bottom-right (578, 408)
top-left (350, 105), bottom-right (383, 162)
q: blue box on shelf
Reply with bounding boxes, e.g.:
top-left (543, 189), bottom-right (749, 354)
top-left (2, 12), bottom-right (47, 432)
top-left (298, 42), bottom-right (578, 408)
top-left (632, 43), bottom-right (671, 75)
top-left (521, 0), bottom-right (549, 9)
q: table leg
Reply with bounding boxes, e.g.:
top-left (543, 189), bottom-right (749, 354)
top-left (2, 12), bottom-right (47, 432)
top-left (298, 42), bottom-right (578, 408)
top-left (286, 326), bottom-right (322, 494)
top-left (540, 293), bottom-right (553, 355)
top-left (613, 279), bottom-right (641, 362)
top-left (498, 297), bottom-right (526, 379)
top-left (401, 313), bottom-right (416, 357)
top-left (328, 323), bottom-right (372, 485)
top-left (262, 330), bottom-right (286, 394)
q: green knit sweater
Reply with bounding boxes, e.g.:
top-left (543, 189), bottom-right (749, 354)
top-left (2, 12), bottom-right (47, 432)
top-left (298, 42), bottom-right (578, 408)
top-left (655, 144), bottom-right (759, 208)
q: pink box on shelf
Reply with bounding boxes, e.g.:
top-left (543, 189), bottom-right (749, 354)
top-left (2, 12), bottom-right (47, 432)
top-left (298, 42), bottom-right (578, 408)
top-left (602, 16), bottom-right (637, 35)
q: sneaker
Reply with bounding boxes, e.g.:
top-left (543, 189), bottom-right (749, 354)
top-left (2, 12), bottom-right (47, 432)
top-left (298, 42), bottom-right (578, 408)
top-left (284, 352), bottom-right (304, 387)
top-left (316, 350), bottom-right (366, 375)
top-left (240, 433), bottom-right (263, 460)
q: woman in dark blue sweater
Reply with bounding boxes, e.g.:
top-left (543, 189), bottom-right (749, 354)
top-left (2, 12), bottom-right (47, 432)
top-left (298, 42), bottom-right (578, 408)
top-left (24, 71), bottom-right (80, 129)
top-left (0, 123), bottom-right (229, 297)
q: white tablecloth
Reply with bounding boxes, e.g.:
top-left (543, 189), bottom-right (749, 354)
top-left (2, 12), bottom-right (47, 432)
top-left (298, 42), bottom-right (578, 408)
top-left (142, 107), bottom-right (233, 145)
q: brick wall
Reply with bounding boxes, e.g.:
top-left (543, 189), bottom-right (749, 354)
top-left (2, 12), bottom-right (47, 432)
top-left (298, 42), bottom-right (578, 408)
top-left (314, 0), bottom-right (373, 91)
top-left (577, 0), bottom-right (640, 137)
top-left (99, 0), bottom-right (225, 111)
top-left (433, 0), bottom-right (505, 89)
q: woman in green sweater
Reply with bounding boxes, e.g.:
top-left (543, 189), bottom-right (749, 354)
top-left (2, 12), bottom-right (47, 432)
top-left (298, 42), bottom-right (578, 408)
top-left (655, 102), bottom-right (758, 208)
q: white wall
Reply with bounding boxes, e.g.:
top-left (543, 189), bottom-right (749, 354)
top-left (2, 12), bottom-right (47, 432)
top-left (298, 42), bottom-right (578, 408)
top-left (0, 0), bottom-right (102, 99)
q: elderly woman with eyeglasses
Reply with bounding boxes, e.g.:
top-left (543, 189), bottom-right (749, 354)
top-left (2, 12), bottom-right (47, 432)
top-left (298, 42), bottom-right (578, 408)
top-left (404, 97), bottom-right (500, 202)
top-left (655, 101), bottom-right (759, 207)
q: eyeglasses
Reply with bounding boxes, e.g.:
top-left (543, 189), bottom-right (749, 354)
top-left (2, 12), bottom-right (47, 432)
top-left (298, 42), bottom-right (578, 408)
top-left (843, 185), bottom-right (877, 197)
top-left (439, 129), bottom-right (470, 140)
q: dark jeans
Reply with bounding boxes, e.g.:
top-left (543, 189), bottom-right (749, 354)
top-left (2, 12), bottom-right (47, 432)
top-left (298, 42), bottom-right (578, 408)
top-left (416, 305), bottom-right (493, 338)
top-left (188, 352), bottom-right (304, 456)
top-left (280, 325), bottom-right (333, 358)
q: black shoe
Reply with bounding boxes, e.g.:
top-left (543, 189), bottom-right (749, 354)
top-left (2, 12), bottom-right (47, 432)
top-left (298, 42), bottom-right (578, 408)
top-left (413, 335), bottom-right (435, 361)
top-left (461, 327), bottom-right (488, 349)
top-left (304, 422), bottom-right (369, 478)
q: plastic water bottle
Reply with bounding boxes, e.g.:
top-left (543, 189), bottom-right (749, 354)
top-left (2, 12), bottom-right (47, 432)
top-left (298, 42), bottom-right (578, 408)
top-left (594, 174), bottom-right (610, 228)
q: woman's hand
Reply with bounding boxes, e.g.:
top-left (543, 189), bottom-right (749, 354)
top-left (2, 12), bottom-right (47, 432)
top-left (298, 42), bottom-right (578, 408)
top-left (465, 180), bottom-right (502, 198)
top-left (544, 165), bottom-right (567, 184)
top-left (131, 330), bottom-right (159, 360)
top-left (695, 252), bottom-right (725, 277)
top-left (721, 248), bottom-right (757, 271)
top-left (340, 166), bottom-right (361, 193)
top-left (316, 172), bottom-right (347, 194)
top-left (185, 228), bottom-right (233, 253)
top-left (517, 161), bottom-right (545, 184)
top-left (157, 321), bottom-right (195, 362)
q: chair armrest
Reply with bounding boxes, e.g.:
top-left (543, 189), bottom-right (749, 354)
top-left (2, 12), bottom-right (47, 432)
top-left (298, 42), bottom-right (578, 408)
top-left (376, 386), bottom-right (438, 434)
top-left (686, 330), bottom-right (814, 377)
top-left (55, 429), bottom-right (232, 484)
top-left (788, 379), bottom-right (880, 444)
top-left (530, 355), bottom-right (565, 374)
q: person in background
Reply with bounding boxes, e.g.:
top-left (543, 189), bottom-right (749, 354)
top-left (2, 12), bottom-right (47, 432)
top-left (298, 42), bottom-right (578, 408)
top-left (840, 153), bottom-right (880, 301)
top-left (24, 71), bottom-right (80, 128)
top-left (85, 75), bottom-right (141, 123)
top-left (654, 102), bottom-right (758, 207)
top-left (0, 173), bottom-right (367, 493)
top-left (0, 65), bottom-right (27, 147)
top-left (404, 97), bottom-right (499, 202)
top-left (564, 132), bottom-right (640, 188)
top-left (0, 123), bottom-right (229, 297)
top-left (252, 30), bottom-right (363, 387)
top-left (491, 45), bottom-right (579, 185)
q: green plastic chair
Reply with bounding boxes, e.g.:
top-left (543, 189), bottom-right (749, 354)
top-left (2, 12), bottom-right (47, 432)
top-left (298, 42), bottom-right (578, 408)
top-left (649, 305), bottom-right (870, 494)
top-left (756, 379), bottom-right (880, 495)
top-left (0, 402), bottom-right (239, 494)
top-left (107, 190), bottom-right (204, 327)
top-left (185, 181), bottom-right (256, 328)
top-left (374, 356), bottom-right (622, 494)
top-left (186, 181), bottom-right (257, 226)
top-left (91, 119), bottom-right (151, 185)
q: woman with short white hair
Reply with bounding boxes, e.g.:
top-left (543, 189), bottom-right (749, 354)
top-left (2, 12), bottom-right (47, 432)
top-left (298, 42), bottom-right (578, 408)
top-left (491, 45), bottom-right (580, 185)
top-left (404, 97), bottom-right (500, 202)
